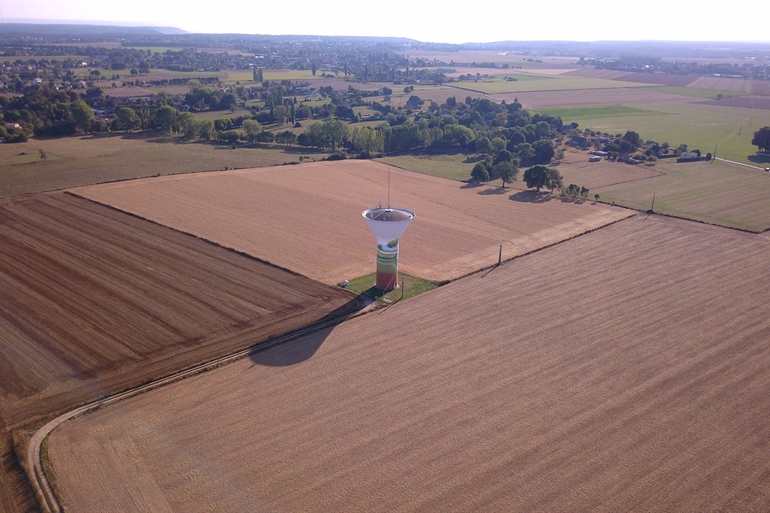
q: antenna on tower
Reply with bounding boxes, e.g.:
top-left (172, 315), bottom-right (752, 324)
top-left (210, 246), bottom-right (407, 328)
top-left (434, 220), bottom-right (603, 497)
top-left (388, 169), bottom-right (391, 208)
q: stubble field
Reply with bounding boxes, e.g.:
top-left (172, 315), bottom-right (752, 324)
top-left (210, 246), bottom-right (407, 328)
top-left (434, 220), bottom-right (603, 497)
top-left (72, 160), bottom-right (632, 284)
top-left (48, 215), bottom-right (770, 512)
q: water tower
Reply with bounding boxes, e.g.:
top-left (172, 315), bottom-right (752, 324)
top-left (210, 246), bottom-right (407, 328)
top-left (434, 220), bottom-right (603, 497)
top-left (362, 207), bottom-right (415, 291)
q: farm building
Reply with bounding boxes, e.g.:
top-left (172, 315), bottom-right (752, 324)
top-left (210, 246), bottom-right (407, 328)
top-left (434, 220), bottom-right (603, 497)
top-left (589, 155), bottom-right (602, 162)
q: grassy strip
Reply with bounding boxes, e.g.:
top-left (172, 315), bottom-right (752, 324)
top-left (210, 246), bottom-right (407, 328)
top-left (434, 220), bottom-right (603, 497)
top-left (377, 152), bottom-right (475, 181)
top-left (343, 273), bottom-right (438, 303)
top-left (640, 85), bottom-right (751, 99)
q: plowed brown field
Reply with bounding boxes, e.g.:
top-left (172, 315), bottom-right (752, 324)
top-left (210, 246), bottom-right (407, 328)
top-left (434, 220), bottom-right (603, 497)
top-left (0, 192), bottom-right (357, 511)
top-left (0, 192), bottom-right (355, 426)
top-left (72, 160), bottom-right (632, 284)
top-left (49, 215), bottom-right (770, 512)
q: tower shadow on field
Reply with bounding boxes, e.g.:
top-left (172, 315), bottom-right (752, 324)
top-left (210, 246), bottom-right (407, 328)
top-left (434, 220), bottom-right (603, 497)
top-left (249, 294), bottom-right (368, 367)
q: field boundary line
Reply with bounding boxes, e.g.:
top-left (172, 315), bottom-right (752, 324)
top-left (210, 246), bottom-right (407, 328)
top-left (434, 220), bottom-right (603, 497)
top-left (439, 209), bottom-right (637, 284)
top-left (26, 300), bottom-right (372, 513)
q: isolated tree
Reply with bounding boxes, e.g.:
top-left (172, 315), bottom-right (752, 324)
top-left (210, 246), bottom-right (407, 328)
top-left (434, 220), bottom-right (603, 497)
top-left (70, 100), bottom-right (95, 133)
top-left (494, 160), bottom-right (518, 188)
top-left (594, 194), bottom-right (600, 202)
top-left (523, 165), bottom-right (549, 192)
top-left (242, 119), bottom-right (262, 144)
top-left (39, 149), bottom-right (47, 161)
top-left (311, 62), bottom-right (317, 76)
top-left (471, 162), bottom-right (490, 182)
top-left (751, 126), bottom-right (770, 152)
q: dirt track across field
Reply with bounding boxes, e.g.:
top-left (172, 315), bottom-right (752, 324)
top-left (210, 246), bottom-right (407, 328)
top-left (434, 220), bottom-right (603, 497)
top-left (72, 160), bottom-right (632, 284)
top-left (0, 192), bottom-right (357, 512)
top-left (49, 215), bottom-right (770, 512)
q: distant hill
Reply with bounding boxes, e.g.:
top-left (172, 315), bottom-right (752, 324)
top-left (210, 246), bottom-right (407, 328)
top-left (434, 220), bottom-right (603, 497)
top-left (0, 23), bottom-right (186, 36)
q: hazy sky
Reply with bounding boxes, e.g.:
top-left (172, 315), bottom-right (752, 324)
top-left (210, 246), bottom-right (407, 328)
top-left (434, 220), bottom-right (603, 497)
top-left (1, 0), bottom-right (767, 44)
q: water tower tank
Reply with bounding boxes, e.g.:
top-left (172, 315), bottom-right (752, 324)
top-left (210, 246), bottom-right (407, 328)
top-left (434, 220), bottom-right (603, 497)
top-left (362, 207), bottom-right (415, 291)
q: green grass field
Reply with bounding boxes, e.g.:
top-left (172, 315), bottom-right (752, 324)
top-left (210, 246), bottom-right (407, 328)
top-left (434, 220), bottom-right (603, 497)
top-left (377, 152), bottom-right (476, 181)
top-left (449, 76), bottom-right (648, 95)
top-left (640, 85), bottom-right (751, 99)
top-left (540, 105), bottom-right (669, 120)
top-left (344, 273), bottom-right (437, 303)
top-left (595, 159), bottom-right (770, 231)
top-left (0, 133), bottom-right (329, 197)
top-left (570, 103), bottom-right (770, 165)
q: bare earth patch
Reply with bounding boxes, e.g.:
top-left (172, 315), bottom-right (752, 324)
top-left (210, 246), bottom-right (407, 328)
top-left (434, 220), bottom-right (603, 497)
top-left (72, 161), bottom-right (632, 284)
top-left (49, 215), bottom-right (770, 512)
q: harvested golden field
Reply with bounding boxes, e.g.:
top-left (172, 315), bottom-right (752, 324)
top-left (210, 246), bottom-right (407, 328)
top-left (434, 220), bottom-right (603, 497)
top-left (72, 160), bottom-right (632, 284)
top-left (49, 215), bottom-right (770, 512)
top-left (494, 87), bottom-right (699, 109)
